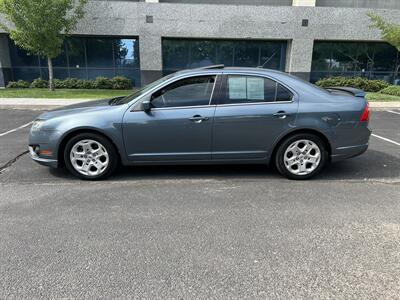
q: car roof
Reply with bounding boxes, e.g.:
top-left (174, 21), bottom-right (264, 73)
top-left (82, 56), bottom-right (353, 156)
top-left (175, 65), bottom-right (293, 77)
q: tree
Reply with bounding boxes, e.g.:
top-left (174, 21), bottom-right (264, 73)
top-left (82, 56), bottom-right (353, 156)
top-left (0, 0), bottom-right (88, 90)
top-left (368, 13), bottom-right (400, 80)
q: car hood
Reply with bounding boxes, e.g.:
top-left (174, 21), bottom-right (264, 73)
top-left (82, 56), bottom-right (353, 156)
top-left (38, 98), bottom-right (120, 120)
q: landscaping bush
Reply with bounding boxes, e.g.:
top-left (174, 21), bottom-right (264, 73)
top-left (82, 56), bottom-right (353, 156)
top-left (7, 76), bottom-right (133, 90)
top-left (379, 85), bottom-right (400, 96)
top-left (94, 76), bottom-right (113, 89)
top-left (6, 80), bottom-right (30, 88)
top-left (77, 79), bottom-right (95, 89)
top-left (30, 78), bottom-right (48, 88)
top-left (316, 77), bottom-right (389, 92)
top-left (53, 79), bottom-right (64, 89)
top-left (111, 76), bottom-right (133, 90)
top-left (62, 78), bottom-right (81, 89)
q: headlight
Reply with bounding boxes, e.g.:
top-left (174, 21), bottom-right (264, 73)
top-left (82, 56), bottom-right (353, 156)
top-left (30, 120), bottom-right (45, 132)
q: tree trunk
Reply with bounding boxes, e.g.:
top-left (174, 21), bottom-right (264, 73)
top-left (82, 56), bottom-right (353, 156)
top-left (47, 56), bottom-right (54, 91)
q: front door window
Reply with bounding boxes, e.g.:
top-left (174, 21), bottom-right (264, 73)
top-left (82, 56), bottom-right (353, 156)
top-left (151, 76), bottom-right (216, 108)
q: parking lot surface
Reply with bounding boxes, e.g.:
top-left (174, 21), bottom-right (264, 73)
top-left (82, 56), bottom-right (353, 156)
top-left (0, 108), bottom-right (399, 298)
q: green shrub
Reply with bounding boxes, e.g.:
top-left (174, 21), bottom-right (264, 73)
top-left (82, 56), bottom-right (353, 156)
top-left (30, 78), bottom-right (48, 88)
top-left (77, 79), bottom-right (95, 89)
top-left (379, 85), bottom-right (400, 96)
top-left (316, 77), bottom-right (389, 92)
top-left (6, 76), bottom-right (132, 90)
top-left (94, 76), bottom-right (113, 89)
top-left (62, 78), bottom-right (81, 89)
top-left (111, 76), bottom-right (133, 89)
top-left (53, 79), bottom-right (65, 89)
top-left (6, 80), bottom-right (30, 88)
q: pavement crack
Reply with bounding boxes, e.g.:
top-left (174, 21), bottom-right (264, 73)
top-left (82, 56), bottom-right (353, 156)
top-left (0, 151), bottom-right (29, 174)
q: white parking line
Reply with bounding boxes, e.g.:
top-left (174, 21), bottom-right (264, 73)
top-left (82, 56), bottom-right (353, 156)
top-left (387, 110), bottom-right (400, 115)
top-left (372, 134), bottom-right (400, 147)
top-left (0, 121), bottom-right (33, 137)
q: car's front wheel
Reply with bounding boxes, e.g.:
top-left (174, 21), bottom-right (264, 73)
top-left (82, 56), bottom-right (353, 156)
top-left (64, 133), bottom-right (118, 180)
top-left (275, 133), bottom-right (328, 180)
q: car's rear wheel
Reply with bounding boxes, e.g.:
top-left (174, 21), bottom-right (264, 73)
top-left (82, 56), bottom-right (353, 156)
top-left (275, 133), bottom-right (328, 180)
top-left (64, 133), bottom-right (118, 180)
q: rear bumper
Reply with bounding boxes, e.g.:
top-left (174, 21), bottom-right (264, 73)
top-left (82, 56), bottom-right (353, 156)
top-left (330, 143), bottom-right (369, 162)
top-left (29, 146), bottom-right (58, 168)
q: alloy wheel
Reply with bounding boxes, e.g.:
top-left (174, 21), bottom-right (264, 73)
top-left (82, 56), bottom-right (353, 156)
top-left (69, 139), bottom-right (109, 176)
top-left (283, 139), bottom-right (321, 176)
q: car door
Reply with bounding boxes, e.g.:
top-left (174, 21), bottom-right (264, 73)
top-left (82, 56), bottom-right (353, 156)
top-left (212, 73), bottom-right (299, 161)
top-left (122, 74), bottom-right (219, 162)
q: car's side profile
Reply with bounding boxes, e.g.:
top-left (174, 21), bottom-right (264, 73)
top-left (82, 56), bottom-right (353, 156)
top-left (29, 66), bottom-right (371, 180)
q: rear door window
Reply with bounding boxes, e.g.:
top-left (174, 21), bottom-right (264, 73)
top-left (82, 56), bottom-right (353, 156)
top-left (221, 75), bottom-right (292, 104)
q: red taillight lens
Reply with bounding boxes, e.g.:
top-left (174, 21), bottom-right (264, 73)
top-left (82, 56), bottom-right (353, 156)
top-left (360, 103), bottom-right (370, 122)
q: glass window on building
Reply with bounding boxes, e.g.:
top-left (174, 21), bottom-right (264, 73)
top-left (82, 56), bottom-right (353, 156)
top-left (162, 38), bottom-right (287, 75)
top-left (7, 36), bottom-right (141, 86)
top-left (311, 41), bottom-right (399, 83)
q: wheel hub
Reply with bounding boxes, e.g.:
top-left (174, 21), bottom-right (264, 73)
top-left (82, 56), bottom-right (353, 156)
top-left (283, 139), bottom-right (321, 176)
top-left (70, 139), bottom-right (109, 176)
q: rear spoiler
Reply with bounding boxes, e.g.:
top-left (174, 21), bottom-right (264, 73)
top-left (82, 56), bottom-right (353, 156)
top-left (325, 87), bottom-right (366, 98)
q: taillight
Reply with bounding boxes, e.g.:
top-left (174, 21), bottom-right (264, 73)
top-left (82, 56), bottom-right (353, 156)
top-left (360, 103), bottom-right (370, 122)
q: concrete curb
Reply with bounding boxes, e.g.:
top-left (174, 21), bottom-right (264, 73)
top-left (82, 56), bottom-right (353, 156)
top-left (0, 98), bottom-right (400, 110)
top-left (369, 101), bottom-right (400, 109)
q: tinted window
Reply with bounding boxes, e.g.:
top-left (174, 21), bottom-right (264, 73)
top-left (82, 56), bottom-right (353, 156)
top-left (8, 39), bottom-right (39, 67)
top-left (162, 38), bottom-right (287, 75)
top-left (223, 75), bottom-right (280, 104)
top-left (114, 39), bottom-right (140, 68)
top-left (276, 84), bottom-right (293, 102)
top-left (67, 38), bottom-right (86, 69)
top-left (85, 38), bottom-right (114, 68)
top-left (151, 76), bottom-right (216, 108)
top-left (8, 36), bottom-right (141, 86)
top-left (311, 41), bottom-right (399, 83)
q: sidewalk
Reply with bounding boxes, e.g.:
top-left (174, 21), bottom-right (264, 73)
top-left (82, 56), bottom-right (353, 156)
top-left (1, 97), bottom-right (400, 110)
top-left (0, 98), bottom-right (96, 109)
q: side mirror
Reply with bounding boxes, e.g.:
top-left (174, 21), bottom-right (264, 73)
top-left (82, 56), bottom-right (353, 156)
top-left (142, 99), bottom-right (152, 112)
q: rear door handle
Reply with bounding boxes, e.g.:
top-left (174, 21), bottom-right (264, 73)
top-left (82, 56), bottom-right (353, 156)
top-left (189, 115), bottom-right (209, 123)
top-left (273, 111), bottom-right (289, 119)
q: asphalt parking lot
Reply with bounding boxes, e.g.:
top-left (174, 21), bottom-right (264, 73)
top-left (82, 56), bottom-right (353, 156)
top-left (0, 108), bottom-right (399, 298)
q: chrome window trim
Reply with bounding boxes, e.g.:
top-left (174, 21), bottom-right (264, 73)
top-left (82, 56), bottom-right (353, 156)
top-left (216, 100), bottom-right (293, 108)
top-left (151, 105), bottom-right (217, 111)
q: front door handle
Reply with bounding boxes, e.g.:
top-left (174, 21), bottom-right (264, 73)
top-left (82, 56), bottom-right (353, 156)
top-left (189, 115), bottom-right (209, 123)
top-left (273, 111), bottom-right (289, 119)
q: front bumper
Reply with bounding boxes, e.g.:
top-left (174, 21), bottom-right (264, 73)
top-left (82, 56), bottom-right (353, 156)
top-left (29, 146), bottom-right (58, 168)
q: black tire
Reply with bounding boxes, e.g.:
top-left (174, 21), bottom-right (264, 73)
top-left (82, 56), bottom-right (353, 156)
top-left (64, 133), bottom-right (118, 180)
top-left (274, 133), bottom-right (328, 180)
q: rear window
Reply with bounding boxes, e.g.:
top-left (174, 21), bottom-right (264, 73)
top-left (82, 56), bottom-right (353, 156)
top-left (276, 84), bottom-right (293, 102)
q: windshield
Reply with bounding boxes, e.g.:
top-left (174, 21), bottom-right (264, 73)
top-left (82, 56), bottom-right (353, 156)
top-left (113, 73), bottom-right (176, 105)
